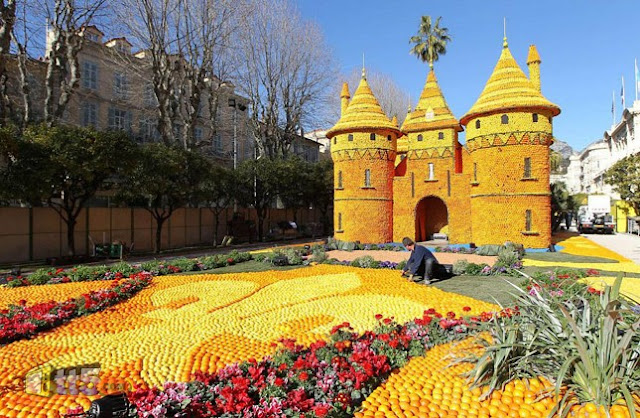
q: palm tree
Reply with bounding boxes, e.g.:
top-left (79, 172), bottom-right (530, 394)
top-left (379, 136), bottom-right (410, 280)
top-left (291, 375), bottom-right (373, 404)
top-left (409, 16), bottom-right (451, 68)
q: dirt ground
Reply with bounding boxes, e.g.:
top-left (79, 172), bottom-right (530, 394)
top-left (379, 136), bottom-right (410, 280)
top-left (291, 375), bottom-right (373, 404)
top-left (326, 250), bottom-right (497, 265)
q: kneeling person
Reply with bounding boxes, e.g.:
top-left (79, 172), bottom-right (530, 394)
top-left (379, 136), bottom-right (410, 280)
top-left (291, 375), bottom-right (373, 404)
top-left (401, 237), bottom-right (439, 284)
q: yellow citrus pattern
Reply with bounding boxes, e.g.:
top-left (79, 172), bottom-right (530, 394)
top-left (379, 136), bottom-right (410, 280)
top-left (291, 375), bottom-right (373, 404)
top-left (581, 277), bottom-right (640, 302)
top-left (555, 235), bottom-right (630, 262)
top-left (0, 281), bottom-right (111, 310)
top-left (0, 265), bottom-right (495, 417)
top-left (357, 337), bottom-right (637, 418)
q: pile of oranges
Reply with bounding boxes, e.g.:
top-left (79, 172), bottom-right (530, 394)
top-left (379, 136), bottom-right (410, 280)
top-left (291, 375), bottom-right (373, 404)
top-left (0, 265), bottom-right (494, 416)
top-left (0, 280), bottom-right (109, 310)
top-left (356, 337), bottom-right (637, 418)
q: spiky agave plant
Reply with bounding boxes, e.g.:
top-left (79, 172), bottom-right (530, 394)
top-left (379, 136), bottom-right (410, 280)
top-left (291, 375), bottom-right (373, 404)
top-left (463, 274), bottom-right (640, 417)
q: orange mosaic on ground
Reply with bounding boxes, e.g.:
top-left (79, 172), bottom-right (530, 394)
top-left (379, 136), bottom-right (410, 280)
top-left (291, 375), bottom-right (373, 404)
top-left (0, 265), bottom-right (496, 417)
top-left (357, 337), bottom-right (637, 418)
top-left (0, 280), bottom-right (111, 310)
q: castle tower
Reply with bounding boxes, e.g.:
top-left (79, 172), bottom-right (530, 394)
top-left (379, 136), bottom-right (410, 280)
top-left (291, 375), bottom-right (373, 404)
top-left (527, 45), bottom-right (541, 92)
top-left (326, 70), bottom-right (402, 243)
top-left (460, 37), bottom-right (560, 248)
top-left (392, 69), bottom-right (468, 243)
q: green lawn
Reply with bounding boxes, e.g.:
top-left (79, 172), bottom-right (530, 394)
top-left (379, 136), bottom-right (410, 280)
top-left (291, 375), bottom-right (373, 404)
top-left (177, 260), bottom-right (308, 275)
top-left (523, 252), bottom-right (618, 264)
top-left (431, 274), bottom-right (525, 307)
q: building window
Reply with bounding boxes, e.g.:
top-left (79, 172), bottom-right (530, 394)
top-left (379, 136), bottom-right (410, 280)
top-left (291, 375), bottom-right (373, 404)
top-left (338, 213), bottom-right (342, 230)
top-left (370, 133), bottom-right (376, 140)
top-left (85, 32), bottom-right (99, 42)
top-left (194, 127), bottom-right (203, 142)
top-left (214, 133), bottom-right (223, 153)
top-left (364, 169), bottom-right (371, 187)
top-left (525, 210), bottom-right (532, 232)
top-left (501, 114), bottom-right (509, 124)
top-left (428, 163), bottom-right (435, 180)
top-left (108, 107), bottom-right (132, 132)
top-left (113, 72), bottom-right (129, 100)
top-left (348, 134), bottom-right (354, 141)
top-left (82, 61), bottom-right (98, 90)
top-left (81, 102), bottom-right (98, 128)
top-left (438, 132), bottom-right (444, 140)
top-left (139, 116), bottom-right (157, 141)
top-left (524, 157), bottom-right (532, 178)
top-left (337, 171), bottom-right (343, 188)
top-left (417, 134), bottom-right (423, 141)
top-left (143, 83), bottom-right (156, 107)
top-left (387, 135), bottom-right (392, 141)
top-left (532, 113), bottom-right (539, 122)
top-left (475, 119), bottom-right (481, 129)
top-left (473, 162), bottom-right (478, 183)
top-left (334, 138), bottom-right (337, 145)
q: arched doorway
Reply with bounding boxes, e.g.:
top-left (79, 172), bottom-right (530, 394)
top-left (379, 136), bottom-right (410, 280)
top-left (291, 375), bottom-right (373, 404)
top-left (415, 196), bottom-right (448, 242)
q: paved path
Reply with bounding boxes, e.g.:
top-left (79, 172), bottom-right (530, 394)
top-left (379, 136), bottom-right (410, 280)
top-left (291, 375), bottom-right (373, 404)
top-left (582, 233), bottom-right (640, 264)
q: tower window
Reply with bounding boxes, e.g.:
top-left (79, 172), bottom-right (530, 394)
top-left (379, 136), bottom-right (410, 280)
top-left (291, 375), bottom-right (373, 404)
top-left (337, 170), bottom-right (343, 188)
top-left (370, 133), bottom-right (376, 140)
top-left (417, 134), bottom-right (423, 141)
top-left (387, 135), bottom-right (392, 141)
top-left (438, 132), bottom-right (444, 140)
top-left (473, 162), bottom-right (478, 183)
top-left (525, 210), bottom-right (532, 232)
top-left (475, 120), bottom-right (481, 129)
top-left (532, 113), bottom-right (539, 122)
top-left (548, 117), bottom-right (552, 123)
top-left (338, 213), bottom-right (342, 231)
top-left (334, 138), bottom-right (337, 145)
top-left (524, 157), bottom-right (532, 178)
top-left (348, 134), bottom-right (354, 141)
top-left (428, 163), bottom-right (435, 180)
top-left (501, 114), bottom-right (509, 124)
top-left (364, 169), bottom-right (371, 187)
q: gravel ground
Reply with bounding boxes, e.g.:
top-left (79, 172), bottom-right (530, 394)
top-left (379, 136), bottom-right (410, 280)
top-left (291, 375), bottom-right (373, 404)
top-left (326, 250), bottom-right (497, 265)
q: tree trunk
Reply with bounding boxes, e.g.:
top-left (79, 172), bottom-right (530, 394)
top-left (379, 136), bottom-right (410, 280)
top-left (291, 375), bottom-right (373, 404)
top-left (0, 0), bottom-right (17, 124)
top-left (154, 217), bottom-right (166, 254)
top-left (213, 211), bottom-right (220, 247)
top-left (257, 217), bottom-right (264, 242)
top-left (66, 215), bottom-right (77, 256)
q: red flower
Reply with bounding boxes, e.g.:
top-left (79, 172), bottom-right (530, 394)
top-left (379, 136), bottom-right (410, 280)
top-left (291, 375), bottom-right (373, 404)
top-left (298, 371), bottom-right (309, 381)
top-left (374, 314), bottom-right (383, 321)
top-left (463, 306), bottom-right (471, 312)
top-left (312, 404), bottom-right (330, 417)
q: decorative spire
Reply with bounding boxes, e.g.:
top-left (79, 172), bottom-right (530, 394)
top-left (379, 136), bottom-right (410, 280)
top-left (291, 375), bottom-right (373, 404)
top-left (340, 82), bottom-right (350, 99)
top-left (503, 17), bottom-right (508, 48)
top-left (362, 52), bottom-right (366, 79)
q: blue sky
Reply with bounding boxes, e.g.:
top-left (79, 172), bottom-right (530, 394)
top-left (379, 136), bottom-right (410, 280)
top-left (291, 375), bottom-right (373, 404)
top-left (297, 0), bottom-right (640, 152)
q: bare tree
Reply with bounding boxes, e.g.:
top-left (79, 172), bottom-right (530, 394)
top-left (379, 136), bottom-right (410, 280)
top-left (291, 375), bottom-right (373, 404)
top-left (0, 0), bottom-right (17, 125)
top-left (11, 0), bottom-right (33, 126)
top-left (41, 0), bottom-right (108, 126)
top-left (337, 67), bottom-right (412, 126)
top-left (235, 0), bottom-right (336, 159)
top-left (115, 0), bottom-right (242, 149)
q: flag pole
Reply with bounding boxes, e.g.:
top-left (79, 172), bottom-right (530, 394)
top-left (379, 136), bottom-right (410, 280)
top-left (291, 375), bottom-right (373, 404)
top-left (636, 58), bottom-right (638, 102)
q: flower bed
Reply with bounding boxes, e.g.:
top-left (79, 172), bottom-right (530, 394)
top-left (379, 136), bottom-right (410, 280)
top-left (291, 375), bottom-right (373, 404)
top-left (0, 273), bottom-right (152, 345)
top-left (2, 250), bottom-right (252, 287)
top-left (0, 265), bottom-right (495, 417)
top-left (128, 311), bottom-right (490, 417)
top-left (0, 280), bottom-right (110, 310)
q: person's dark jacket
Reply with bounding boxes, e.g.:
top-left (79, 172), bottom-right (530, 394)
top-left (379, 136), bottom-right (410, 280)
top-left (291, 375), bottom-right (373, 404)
top-left (406, 245), bottom-right (438, 275)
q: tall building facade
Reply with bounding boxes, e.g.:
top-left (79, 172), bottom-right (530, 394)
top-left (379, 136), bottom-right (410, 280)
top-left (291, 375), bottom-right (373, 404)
top-left (327, 38), bottom-right (560, 248)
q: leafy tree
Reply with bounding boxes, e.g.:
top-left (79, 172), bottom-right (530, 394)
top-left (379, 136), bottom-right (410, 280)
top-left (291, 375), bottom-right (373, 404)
top-left (409, 16), bottom-right (451, 68)
top-left (605, 153), bottom-right (640, 215)
top-left (551, 182), bottom-right (581, 231)
top-left (235, 157), bottom-right (286, 241)
top-left (117, 143), bottom-right (210, 253)
top-left (278, 157), bottom-right (309, 224)
top-left (1, 126), bottom-right (136, 255)
top-left (304, 159), bottom-right (333, 235)
top-left (197, 164), bottom-right (235, 246)
top-left (550, 150), bottom-right (563, 174)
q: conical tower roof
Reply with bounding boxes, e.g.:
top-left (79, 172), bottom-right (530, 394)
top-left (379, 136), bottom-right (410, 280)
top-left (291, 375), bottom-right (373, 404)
top-left (460, 41), bottom-right (560, 125)
top-left (327, 72), bottom-right (401, 138)
top-left (403, 69), bottom-right (461, 133)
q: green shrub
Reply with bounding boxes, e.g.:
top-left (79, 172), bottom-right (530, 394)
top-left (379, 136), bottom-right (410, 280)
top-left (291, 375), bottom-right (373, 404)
top-left (351, 255), bottom-right (380, 269)
top-left (465, 263), bottom-right (489, 275)
top-left (171, 258), bottom-right (197, 272)
top-left (495, 250), bottom-right (520, 269)
top-left (310, 246), bottom-right (328, 263)
top-left (397, 260), bottom-right (407, 271)
top-left (453, 260), bottom-right (469, 275)
top-left (28, 268), bottom-right (59, 285)
top-left (140, 260), bottom-right (162, 272)
top-left (475, 245), bottom-right (504, 256)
